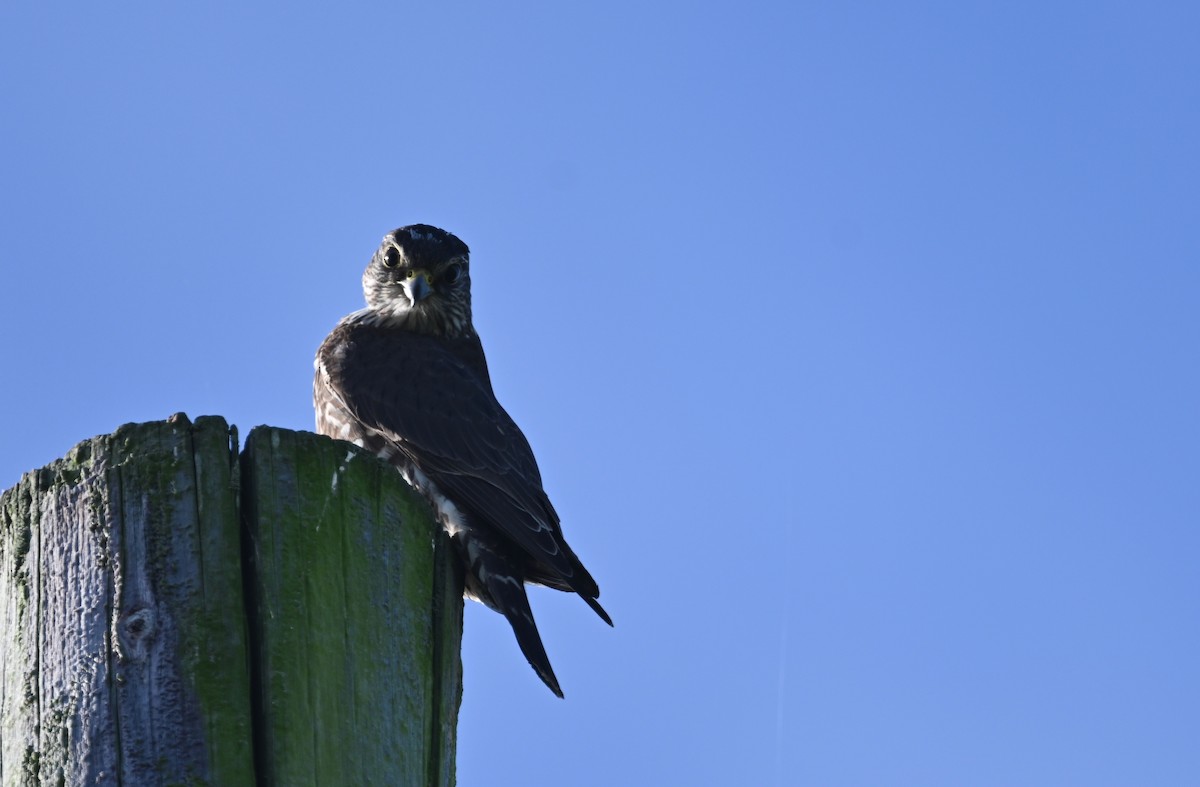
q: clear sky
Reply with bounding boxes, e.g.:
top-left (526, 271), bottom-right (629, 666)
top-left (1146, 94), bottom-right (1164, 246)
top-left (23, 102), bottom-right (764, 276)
top-left (2, 3), bottom-right (1198, 785)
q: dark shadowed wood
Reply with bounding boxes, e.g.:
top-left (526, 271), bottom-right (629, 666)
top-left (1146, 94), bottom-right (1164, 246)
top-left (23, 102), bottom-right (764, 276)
top-left (0, 416), bottom-right (463, 786)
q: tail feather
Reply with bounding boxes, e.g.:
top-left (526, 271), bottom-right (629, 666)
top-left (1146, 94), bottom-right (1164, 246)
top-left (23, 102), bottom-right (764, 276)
top-left (524, 562), bottom-right (613, 627)
top-left (457, 525), bottom-right (611, 697)
top-left (480, 561), bottom-right (564, 698)
top-left (461, 533), bottom-right (564, 697)
top-left (582, 594), bottom-right (613, 627)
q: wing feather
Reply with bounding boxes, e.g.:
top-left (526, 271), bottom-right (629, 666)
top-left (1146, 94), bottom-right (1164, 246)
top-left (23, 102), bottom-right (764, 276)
top-left (318, 321), bottom-right (599, 597)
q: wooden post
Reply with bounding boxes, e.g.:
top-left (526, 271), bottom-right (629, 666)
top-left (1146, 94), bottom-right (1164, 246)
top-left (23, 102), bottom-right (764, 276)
top-left (0, 415), bottom-right (462, 786)
top-left (241, 424), bottom-right (463, 786)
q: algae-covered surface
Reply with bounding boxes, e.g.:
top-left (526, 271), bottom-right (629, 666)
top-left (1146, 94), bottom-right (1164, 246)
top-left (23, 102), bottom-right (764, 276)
top-left (242, 425), bottom-right (462, 787)
top-left (0, 415), bottom-right (461, 786)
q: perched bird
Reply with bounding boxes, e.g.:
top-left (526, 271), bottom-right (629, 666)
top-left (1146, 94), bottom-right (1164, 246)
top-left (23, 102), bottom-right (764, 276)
top-left (314, 223), bottom-right (610, 696)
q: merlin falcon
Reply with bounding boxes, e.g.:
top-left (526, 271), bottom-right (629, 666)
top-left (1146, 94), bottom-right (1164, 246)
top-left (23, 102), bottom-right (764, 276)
top-left (314, 224), bottom-right (610, 696)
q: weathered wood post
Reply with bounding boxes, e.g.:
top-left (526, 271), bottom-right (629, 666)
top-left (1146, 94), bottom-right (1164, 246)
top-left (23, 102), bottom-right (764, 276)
top-left (242, 423), bottom-right (463, 786)
top-left (0, 414), bottom-right (462, 786)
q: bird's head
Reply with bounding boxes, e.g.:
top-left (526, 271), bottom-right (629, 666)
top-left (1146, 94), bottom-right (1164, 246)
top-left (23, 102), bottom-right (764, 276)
top-left (362, 224), bottom-right (473, 336)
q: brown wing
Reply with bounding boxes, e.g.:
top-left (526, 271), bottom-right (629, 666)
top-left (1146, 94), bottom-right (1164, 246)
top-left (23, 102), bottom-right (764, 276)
top-left (317, 320), bottom-right (600, 598)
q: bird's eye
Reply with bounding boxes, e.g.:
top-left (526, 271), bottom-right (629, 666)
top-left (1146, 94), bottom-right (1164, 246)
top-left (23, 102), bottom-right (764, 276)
top-left (442, 263), bottom-right (463, 285)
top-left (382, 247), bottom-right (400, 268)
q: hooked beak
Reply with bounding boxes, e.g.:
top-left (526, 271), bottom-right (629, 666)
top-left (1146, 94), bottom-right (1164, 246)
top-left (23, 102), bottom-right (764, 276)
top-left (402, 269), bottom-right (434, 304)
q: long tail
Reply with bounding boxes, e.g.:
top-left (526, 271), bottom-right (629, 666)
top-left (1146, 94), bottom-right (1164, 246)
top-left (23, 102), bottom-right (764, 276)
top-left (460, 534), bottom-right (564, 697)
top-left (486, 566), bottom-right (563, 698)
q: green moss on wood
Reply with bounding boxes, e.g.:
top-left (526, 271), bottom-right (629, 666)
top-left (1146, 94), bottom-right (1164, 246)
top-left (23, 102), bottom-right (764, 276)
top-left (242, 426), bottom-right (462, 787)
top-left (2, 416), bottom-right (461, 786)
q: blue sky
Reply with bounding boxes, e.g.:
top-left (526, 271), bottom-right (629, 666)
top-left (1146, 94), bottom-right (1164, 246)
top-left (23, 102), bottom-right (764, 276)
top-left (2, 3), bottom-right (1198, 785)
